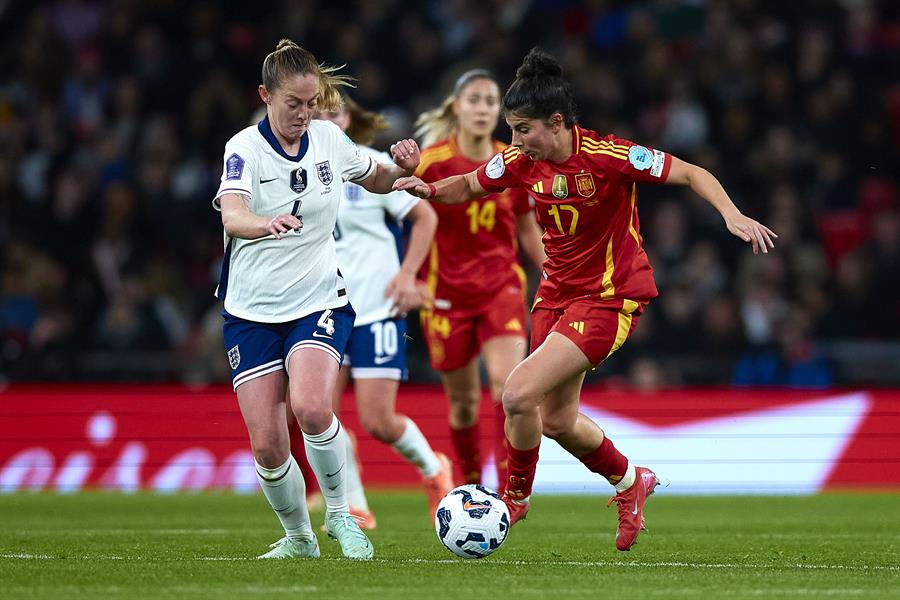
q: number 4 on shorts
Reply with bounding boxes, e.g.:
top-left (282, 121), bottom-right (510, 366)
top-left (317, 310), bottom-right (336, 336)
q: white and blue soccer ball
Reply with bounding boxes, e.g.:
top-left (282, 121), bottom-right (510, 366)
top-left (434, 484), bottom-right (510, 559)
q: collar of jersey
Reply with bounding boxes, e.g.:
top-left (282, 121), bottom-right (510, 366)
top-left (257, 116), bottom-right (309, 162)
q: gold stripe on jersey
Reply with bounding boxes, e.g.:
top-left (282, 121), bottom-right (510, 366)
top-left (600, 237), bottom-right (616, 299)
top-left (531, 181), bottom-right (544, 194)
top-left (502, 147), bottom-right (522, 164)
top-left (581, 140), bottom-right (628, 159)
top-left (415, 146), bottom-right (455, 177)
top-left (581, 138), bottom-right (630, 152)
top-left (628, 183), bottom-right (641, 245)
top-left (512, 264), bottom-right (527, 291)
top-left (426, 243), bottom-right (439, 296)
top-left (581, 147), bottom-right (628, 161)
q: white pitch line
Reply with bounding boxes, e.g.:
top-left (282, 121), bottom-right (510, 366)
top-left (2, 553), bottom-right (898, 572)
top-left (11, 529), bottom-right (229, 536)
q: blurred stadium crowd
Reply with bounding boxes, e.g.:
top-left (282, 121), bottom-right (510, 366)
top-left (1, 0), bottom-right (898, 387)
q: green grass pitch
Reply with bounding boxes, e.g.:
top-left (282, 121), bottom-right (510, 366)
top-left (1, 491), bottom-right (898, 599)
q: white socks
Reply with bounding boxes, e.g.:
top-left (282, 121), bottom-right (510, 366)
top-left (392, 417), bottom-right (442, 478)
top-left (343, 430), bottom-right (369, 510)
top-left (255, 456), bottom-right (313, 540)
top-left (303, 415), bottom-right (349, 514)
top-left (614, 462), bottom-right (636, 492)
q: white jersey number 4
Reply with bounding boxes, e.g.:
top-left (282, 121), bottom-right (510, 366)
top-left (317, 310), bottom-right (336, 336)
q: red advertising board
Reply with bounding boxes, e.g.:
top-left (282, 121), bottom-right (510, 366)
top-left (1, 385), bottom-right (898, 494)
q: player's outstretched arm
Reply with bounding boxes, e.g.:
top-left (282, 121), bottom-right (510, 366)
top-left (386, 199), bottom-right (438, 315)
top-left (665, 156), bottom-right (778, 255)
top-left (358, 139), bottom-right (422, 194)
top-left (220, 193), bottom-right (302, 240)
top-left (392, 170), bottom-right (486, 205)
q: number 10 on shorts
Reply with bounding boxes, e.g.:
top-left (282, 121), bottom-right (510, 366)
top-left (370, 320), bottom-right (398, 359)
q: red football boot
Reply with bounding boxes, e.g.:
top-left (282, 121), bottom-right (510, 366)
top-left (607, 466), bottom-right (658, 551)
top-left (501, 494), bottom-right (530, 526)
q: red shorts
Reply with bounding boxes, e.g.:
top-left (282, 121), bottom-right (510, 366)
top-left (421, 284), bottom-right (527, 371)
top-left (530, 298), bottom-right (643, 366)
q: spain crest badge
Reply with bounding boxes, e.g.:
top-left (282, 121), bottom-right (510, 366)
top-left (574, 173), bottom-right (596, 197)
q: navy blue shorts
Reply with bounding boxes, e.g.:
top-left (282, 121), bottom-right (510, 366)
top-left (342, 317), bottom-right (408, 381)
top-left (222, 304), bottom-right (356, 390)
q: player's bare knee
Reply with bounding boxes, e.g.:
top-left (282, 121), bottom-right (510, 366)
top-left (501, 384), bottom-right (537, 417)
top-left (251, 438), bottom-right (287, 469)
top-left (450, 401), bottom-right (479, 425)
top-left (359, 413), bottom-right (391, 442)
top-left (293, 403), bottom-right (333, 435)
top-left (448, 389), bottom-right (480, 422)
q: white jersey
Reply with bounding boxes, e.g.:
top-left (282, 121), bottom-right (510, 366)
top-left (334, 146), bottom-right (419, 326)
top-left (213, 118), bottom-right (375, 323)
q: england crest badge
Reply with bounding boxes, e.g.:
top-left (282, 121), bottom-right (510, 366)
top-left (316, 161), bottom-right (334, 185)
top-left (227, 345), bottom-right (241, 370)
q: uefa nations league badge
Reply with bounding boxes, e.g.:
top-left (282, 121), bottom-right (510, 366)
top-left (628, 145), bottom-right (654, 171)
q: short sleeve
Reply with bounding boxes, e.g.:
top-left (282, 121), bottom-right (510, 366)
top-left (475, 147), bottom-right (529, 193)
top-left (600, 135), bottom-right (671, 184)
top-left (213, 141), bottom-right (256, 210)
top-left (329, 123), bottom-right (376, 183)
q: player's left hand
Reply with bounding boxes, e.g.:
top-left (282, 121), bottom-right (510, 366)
top-left (386, 270), bottom-right (422, 316)
top-left (725, 213), bottom-right (778, 254)
top-left (390, 139), bottom-right (421, 173)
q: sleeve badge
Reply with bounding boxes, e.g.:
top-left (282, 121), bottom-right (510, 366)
top-left (486, 153), bottom-right (506, 179)
top-left (628, 145), bottom-right (654, 171)
top-left (225, 153), bottom-right (245, 180)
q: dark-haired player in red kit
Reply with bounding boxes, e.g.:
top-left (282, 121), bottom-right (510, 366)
top-left (395, 48), bottom-right (777, 551)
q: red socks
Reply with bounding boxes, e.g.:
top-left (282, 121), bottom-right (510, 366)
top-left (450, 423), bottom-right (482, 484)
top-left (578, 436), bottom-right (628, 484)
top-left (492, 402), bottom-right (508, 488)
top-left (504, 443), bottom-right (540, 500)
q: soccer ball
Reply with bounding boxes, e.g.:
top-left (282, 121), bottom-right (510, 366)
top-left (434, 484), bottom-right (510, 559)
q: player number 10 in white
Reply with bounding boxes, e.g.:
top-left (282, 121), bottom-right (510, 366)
top-left (370, 321), bottom-right (398, 358)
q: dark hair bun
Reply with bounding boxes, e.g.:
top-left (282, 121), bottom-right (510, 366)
top-left (515, 47), bottom-right (564, 80)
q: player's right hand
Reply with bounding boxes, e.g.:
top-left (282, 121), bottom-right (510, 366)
top-left (392, 176), bottom-right (432, 199)
top-left (266, 213), bottom-right (303, 239)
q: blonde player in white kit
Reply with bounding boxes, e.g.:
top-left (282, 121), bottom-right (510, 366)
top-left (214, 39), bottom-right (421, 560)
top-left (312, 96), bottom-right (453, 528)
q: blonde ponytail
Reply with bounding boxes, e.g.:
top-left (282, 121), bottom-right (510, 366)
top-left (343, 95), bottom-right (389, 146)
top-left (261, 38), bottom-right (354, 111)
top-left (414, 95), bottom-right (457, 148)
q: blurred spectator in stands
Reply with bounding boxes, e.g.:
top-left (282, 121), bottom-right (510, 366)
top-left (734, 305), bottom-right (832, 388)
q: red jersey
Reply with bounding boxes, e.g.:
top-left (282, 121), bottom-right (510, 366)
top-left (476, 126), bottom-right (672, 310)
top-left (416, 136), bottom-right (532, 312)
